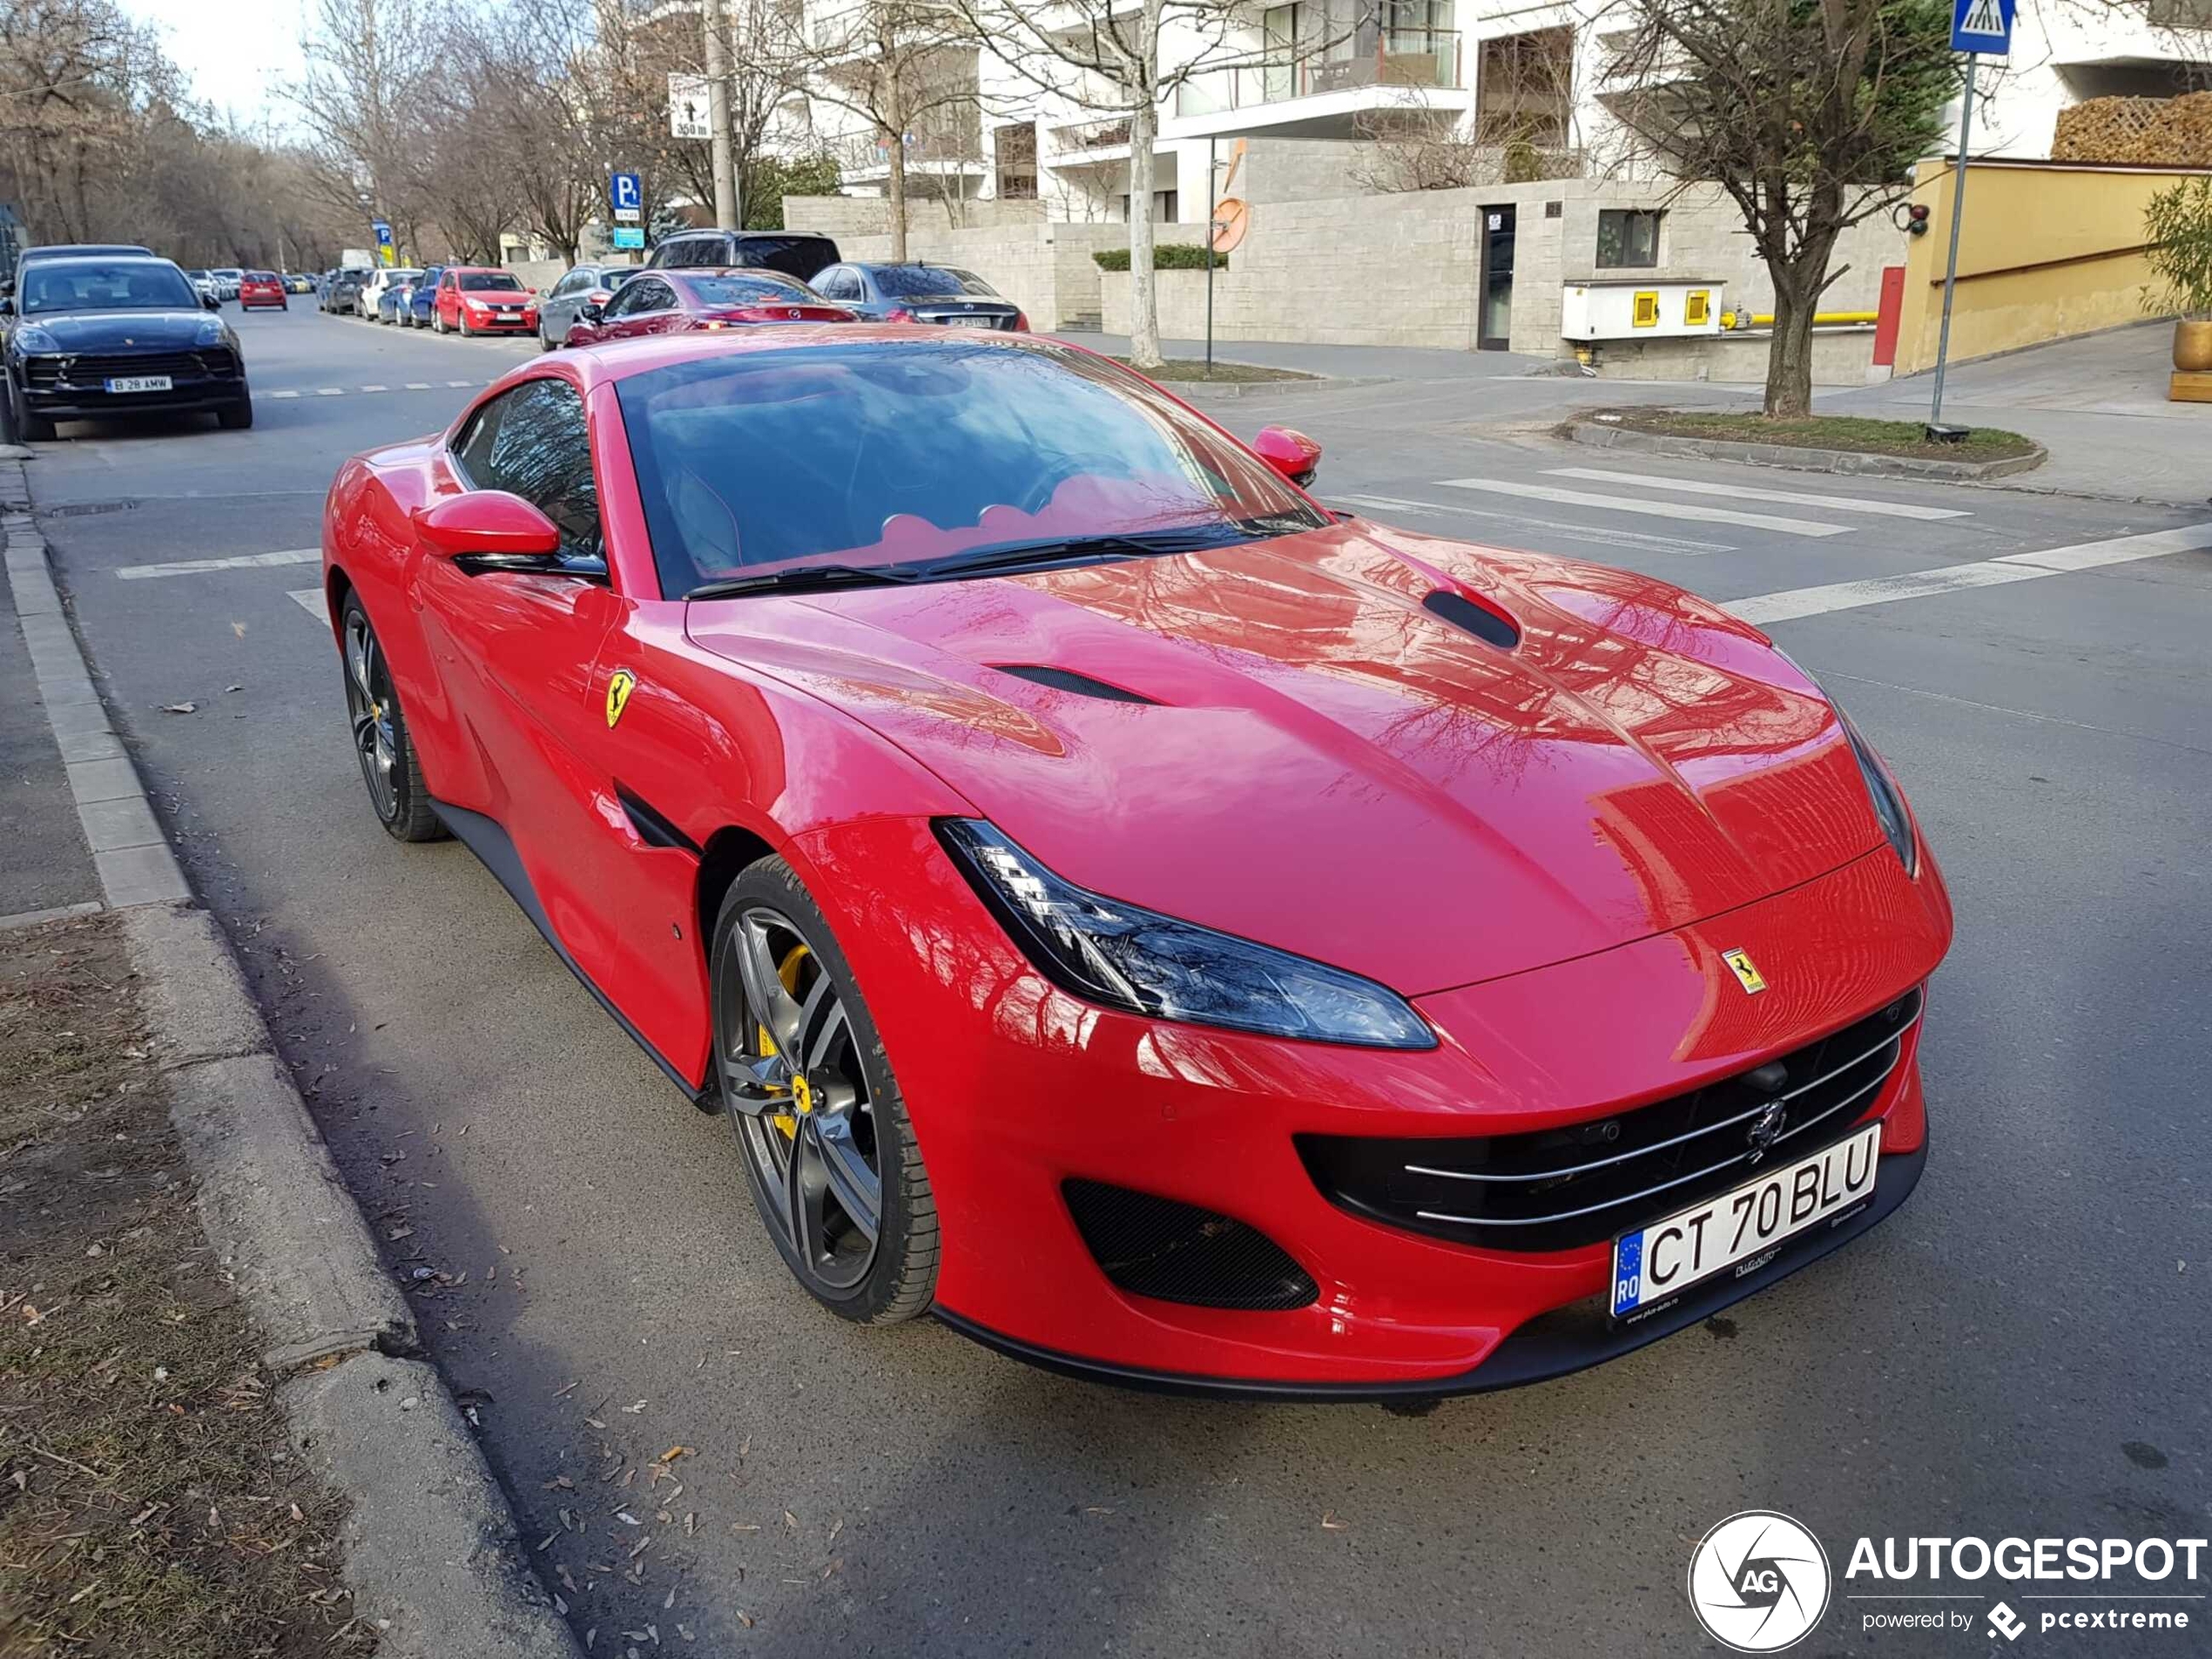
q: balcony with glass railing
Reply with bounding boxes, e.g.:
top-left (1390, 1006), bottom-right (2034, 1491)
top-left (1174, 26), bottom-right (1461, 118)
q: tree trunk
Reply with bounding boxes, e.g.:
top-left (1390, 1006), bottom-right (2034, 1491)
top-left (1764, 272), bottom-right (1816, 420)
top-left (887, 128), bottom-right (909, 261)
top-left (1127, 96), bottom-right (1160, 369)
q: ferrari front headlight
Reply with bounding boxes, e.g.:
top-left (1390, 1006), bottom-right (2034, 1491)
top-left (937, 819), bottom-right (1435, 1049)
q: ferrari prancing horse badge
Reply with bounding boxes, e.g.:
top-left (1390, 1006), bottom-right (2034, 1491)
top-left (605, 669), bottom-right (637, 729)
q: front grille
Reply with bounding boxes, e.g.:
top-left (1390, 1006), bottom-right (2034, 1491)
top-left (1062, 1179), bottom-right (1317, 1311)
top-left (24, 349), bottom-right (238, 392)
top-left (1298, 988), bottom-right (1921, 1254)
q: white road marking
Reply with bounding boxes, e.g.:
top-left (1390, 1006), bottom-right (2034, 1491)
top-left (315, 387), bottom-right (344, 396)
top-left (289, 587), bottom-right (329, 623)
top-left (361, 384), bottom-right (388, 392)
top-left (1729, 522), bottom-right (2212, 624)
top-left (1438, 475), bottom-right (1850, 538)
top-left (446, 379), bottom-right (475, 387)
top-left (1546, 467), bottom-right (1971, 522)
top-left (404, 381), bottom-right (431, 389)
top-left (1333, 492), bottom-right (1733, 556)
top-left (117, 548), bottom-right (320, 580)
top-left (269, 389), bottom-right (300, 400)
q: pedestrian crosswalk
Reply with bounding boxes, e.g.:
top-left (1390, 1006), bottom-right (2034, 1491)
top-left (1434, 476), bottom-right (1854, 538)
top-left (1542, 468), bottom-right (1972, 523)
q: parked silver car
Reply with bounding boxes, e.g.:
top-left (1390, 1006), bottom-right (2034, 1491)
top-left (536, 262), bottom-right (641, 350)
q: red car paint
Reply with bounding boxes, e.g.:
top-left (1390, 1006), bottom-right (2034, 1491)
top-left (563, 269), bottom-right (854, 347)
top-left (238, 273), bottom-right (286, 310)
top-left (320, 328), bottom-right (1952, 1395)
top-left (435, 266), bottom-right (538, 334)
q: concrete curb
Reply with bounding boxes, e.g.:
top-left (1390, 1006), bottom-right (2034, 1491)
top-left (3, 458), bottom-right (582, 1659)
top-left (1562, 418), bottom-right (2049, 482)
top-left (1168, 372), bottom-right (1390, 400)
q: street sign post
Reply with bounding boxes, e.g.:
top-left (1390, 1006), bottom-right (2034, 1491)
top-left (1930, 0), bottom-right (2015, 434)
top-left (611, 172), bottom-right (643, 216)
top-left (372, 219), bottom-right (395, 267)
top-left (669, 74), bottom-right (711, 141)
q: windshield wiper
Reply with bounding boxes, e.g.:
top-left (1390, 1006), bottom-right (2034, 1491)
top-left (914, 529), bottom-right (1239, 580)
top-left (684, 563), bottom-right (929, 600)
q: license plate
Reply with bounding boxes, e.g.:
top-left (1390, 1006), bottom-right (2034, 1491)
top-left (939, 314), bottom-right (995, 327)
top-left (105, 374), bottom-right (172, 394)
top-left (1609, 1122), bottom-right (1881, 1319)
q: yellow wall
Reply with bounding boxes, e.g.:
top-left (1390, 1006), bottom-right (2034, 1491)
top-left (1896, 159), bottom-right (2211, 374)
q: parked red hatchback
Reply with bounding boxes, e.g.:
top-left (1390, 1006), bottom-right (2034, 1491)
top-left (561, 268), bottom-right (853, 347)
top-left (237, 271), bottom-right (287, 310)
top-left (432, 266), bottom-right (538, 336)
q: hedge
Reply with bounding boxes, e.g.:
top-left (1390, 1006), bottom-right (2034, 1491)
top-left (1092, 245), bottom-right (1228, 272)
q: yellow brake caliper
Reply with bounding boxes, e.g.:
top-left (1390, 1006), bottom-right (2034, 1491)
top-left (759, 943), bottom-right (813, 1141)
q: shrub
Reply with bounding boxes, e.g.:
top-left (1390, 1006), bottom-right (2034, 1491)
top-left (1092, 244), bottom-right (1227, 272)
top-left (2143, 175), bottom-right (2212, 319)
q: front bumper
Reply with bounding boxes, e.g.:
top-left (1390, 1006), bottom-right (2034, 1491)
top-left (17, 376), bottom-right (248, 420)
top-left (459, 310), bottom-right (536, 331)
top-left (796, 818), bottom-right (1952, 1395)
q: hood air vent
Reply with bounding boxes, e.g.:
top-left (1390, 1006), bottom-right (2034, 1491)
top-left (1422, 589), bottom-right (1520, 649)
top-left (990, 664), bottom-right (1159, 705)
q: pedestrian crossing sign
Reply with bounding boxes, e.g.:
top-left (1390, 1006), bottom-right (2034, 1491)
top-left (1951, 0), bottom-right (2013, 55)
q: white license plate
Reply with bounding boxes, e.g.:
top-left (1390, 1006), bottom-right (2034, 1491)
top-left (939, 314), bottom-right (995, 327)
top-left (1609, 1122), bottom-right (1881, 1318)
top-left (105, 374), bottom-right (172, 394)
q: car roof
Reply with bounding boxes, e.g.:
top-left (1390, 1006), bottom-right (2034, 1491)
top-left (24, 244), bottom-right (154, 261)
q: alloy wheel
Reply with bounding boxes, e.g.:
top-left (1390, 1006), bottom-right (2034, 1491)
top-left (718, 907), bottom-right (881, 1294)
top-left (341, 610), bottom-right (400, 822)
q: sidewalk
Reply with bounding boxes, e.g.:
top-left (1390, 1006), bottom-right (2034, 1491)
top-left (1054, 330), bottom-right (1550, 381)
top-left (1820, 321), bottom-right (2209, 506)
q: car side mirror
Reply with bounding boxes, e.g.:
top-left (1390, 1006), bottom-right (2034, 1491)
top-left (1252, 425), bottom-right (1322, 489)
top-left (415, 491), bottom-right (561, 561)
top-left (0, 295), bottom-right (13, 318)
top-left (578, 301), bottom-right (604, 323)
top-left (202, 291), bottom-right (219, 310)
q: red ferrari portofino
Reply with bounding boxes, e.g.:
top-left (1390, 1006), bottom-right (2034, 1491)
top-left (319, 329), bottom-right (1952, 1398)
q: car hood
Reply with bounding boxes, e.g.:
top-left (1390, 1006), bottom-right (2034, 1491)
top-left (15, 311), bottom-right (214, 350)
top-left (685, 520), bottom-right (1889, 995)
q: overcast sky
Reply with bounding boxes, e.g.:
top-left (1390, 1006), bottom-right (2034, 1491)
top-left (127, 0), bottom-right (307, 130)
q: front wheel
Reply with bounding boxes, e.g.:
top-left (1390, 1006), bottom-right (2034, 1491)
top-left (433, 309), bottom-right (447, 334)
top-left (458, 312), bottom-right (475, 338)
top-left (711, 860), bottom-right (938, 1324)
top-left (10, 375), bottom-right (55, 443)
top-left (338, 592), bottom-right (443, 843)
top-left (217, 396), bottom-right (253, 430)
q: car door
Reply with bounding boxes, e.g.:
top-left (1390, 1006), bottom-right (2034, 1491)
top-left (603, 278), bottom-right (672, 341)
top-left (414, 376), bottom-right (705, 1067)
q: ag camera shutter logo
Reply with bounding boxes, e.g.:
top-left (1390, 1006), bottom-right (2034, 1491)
top-left (1688, 1511), bottom-right (1832, 1651)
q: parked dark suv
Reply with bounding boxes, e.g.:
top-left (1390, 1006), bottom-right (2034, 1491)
top-left (644, 229), bottom-right (840, 283)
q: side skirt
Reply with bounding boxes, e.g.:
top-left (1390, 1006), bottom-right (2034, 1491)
top-left (430, 799), bottom-right (718, 1112)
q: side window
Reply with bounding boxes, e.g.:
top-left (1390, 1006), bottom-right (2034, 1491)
top-left (552, 271), bottom-right (582, 297)
top-left (664, 239), bottom-right (698, 268)
top-left (468, 380), bottom-right (602, 560)
top-left (603, 281), bottom-right (646, 318)
top-left (452, 398), bottom-right (505, 484)
top-left (819, 266), bottom-right (859, 300)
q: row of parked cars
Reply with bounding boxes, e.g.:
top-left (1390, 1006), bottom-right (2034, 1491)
top-left (183, 268), bottom-right (316, 307)
top-left (322, 228), bottom-right (1028, 353)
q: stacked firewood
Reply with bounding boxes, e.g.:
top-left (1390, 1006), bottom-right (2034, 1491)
top-left (2052, 93), bottom-right (2212, 165)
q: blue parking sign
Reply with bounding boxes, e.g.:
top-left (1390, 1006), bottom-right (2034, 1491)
top-left (611, 172), bottom-right (643, 213)
top-left (1951, 0), bottom-right (2013, 55)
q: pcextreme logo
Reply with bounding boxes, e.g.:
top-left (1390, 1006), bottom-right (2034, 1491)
top-left (1687, 1511), bottom-right (1831, 1652)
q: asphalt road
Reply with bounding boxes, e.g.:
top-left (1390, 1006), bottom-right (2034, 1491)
top-left (18, 307), bottom-right (2211, 1656)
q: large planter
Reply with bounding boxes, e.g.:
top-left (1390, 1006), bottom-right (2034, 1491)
top-left (2175, 318), bottom-right (2212, 372)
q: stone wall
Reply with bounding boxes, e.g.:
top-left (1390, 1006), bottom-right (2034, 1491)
top-left (782, 195), bottom-right (1048, 242)
top-left (1588, 327), bottom-right (1880, 387)
top-left (1099, 174), bottom-right (1905, 360)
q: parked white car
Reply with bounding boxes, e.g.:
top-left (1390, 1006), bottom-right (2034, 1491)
top-left (356, 266), bottom-right (421, 321)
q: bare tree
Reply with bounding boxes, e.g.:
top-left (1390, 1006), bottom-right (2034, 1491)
top-left (1599, 0), bottom-right (1959, 416)
top-left (772, 0), bottom-right (989, 260)
top-left (293, 0), bottom-right (440, 253)
top-left (942, 0), bottom-right (1358, 368)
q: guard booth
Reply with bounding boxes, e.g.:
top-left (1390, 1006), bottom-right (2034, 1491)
top-left (1560, 277), bottom-right (1727, 341)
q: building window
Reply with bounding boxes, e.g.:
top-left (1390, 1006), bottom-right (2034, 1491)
top-left (1596, 209), bottom-right (1662, 269)
top-left (1119, 190), bottom-right (1179, 224)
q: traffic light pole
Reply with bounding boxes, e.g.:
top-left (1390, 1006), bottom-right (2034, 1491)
top-left (1928, 53), bottom-right (1977, 431)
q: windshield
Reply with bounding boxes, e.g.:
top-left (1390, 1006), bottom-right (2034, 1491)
top-left (872, 265), bottom-right (996, 299)
top-left (21, 260), bottom-right (199, 314)
top-left (460, 272), bottom-right (523, 292)
top-left (680, 273), bottom-right (817, 307)
top-left (617, 340), bottom-right (1325, 597)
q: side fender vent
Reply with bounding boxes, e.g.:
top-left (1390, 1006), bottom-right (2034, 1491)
top-left (990, 664), bottom-right (1158, 705)
top-left (1423, 589), bottom-right (1520, 649)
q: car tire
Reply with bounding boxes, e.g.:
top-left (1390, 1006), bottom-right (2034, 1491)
top-left (433, 309), bottom-right (447, 335)
top-left (337, 591), bottom-right (444, 844)
top-left (538, 326), bottom-right (555, 353)
top-left (217, 396), bottom-right (252, 431)
top-left (711, 857), bottom-right (939, 1325)
top-left (10, 375), bottom-right (55, 443)
top-left (459, 312), bottom-right (475, 338)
